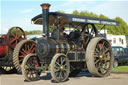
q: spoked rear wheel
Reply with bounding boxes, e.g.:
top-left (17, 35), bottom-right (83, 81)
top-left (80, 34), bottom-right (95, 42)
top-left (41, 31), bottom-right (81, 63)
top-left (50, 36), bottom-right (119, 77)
top-left (13, 40), bottom-right (36, 72)
top-left (22, 54), bottom-right (41, 81)
top-left (86, 37), bottom-right (113, 77)
top-left (51, 53), bottom-right (70, 82)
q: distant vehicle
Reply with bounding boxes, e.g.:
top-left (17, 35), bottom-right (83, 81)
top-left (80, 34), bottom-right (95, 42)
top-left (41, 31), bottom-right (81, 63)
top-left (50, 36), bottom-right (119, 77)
top-left (30, 37), bottom-right (40, 43)
top-left (112, 46), bottom-right (128, 67)
top-left (0, 27), bottom-right (36, 73)
top-left (0, 27), bottom-right (26, 73)
top-left (124, 48), bottom-right (128, 54)
top-left (124, 48), bottom-right (128, 61)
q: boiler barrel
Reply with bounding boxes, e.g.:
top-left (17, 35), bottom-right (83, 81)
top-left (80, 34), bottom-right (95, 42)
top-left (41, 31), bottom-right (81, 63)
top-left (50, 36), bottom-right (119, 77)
top-left (36, 38), bottom-right (76, 63)
top-left (51, 40), bottom-right (76, 54)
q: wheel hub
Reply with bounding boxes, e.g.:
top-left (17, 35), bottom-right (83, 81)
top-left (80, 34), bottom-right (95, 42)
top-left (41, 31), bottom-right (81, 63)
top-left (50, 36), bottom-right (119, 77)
top-left (100, 55), bottom-right (104, 60)
top-left (60, 66), bottom-right (65, 71)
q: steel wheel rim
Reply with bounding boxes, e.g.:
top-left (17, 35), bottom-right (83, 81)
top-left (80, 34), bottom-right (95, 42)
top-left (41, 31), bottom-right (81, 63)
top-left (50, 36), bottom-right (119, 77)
top-left (94, 40), bottom-right (111, 75)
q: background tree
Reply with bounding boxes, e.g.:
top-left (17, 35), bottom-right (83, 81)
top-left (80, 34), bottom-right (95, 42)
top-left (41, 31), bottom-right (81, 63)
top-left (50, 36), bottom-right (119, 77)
top-left (24, 10), bottom-right (128, 39)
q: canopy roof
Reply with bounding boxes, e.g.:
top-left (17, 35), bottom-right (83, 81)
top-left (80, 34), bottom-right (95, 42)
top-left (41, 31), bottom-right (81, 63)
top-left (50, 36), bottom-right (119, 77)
top-left (31, 12), bottom-right (119, 26)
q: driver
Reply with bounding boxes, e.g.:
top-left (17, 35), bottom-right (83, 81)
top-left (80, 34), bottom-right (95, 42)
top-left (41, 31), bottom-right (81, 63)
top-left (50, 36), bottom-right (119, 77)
top-left (51, 24), bottom-right (59, 40)
top-left (51, 24), bottom-right (66, 40)
top-left (59, 25), bottom-right (65, 40)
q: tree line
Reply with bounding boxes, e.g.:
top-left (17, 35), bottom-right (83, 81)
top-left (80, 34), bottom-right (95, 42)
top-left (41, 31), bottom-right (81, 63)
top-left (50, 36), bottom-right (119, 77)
top-left (72, 10), bottom-right (128, 39)
top-left (25, 30), bottom-right (42, 35)
top-left (25, 10), bottom-right (128, 39)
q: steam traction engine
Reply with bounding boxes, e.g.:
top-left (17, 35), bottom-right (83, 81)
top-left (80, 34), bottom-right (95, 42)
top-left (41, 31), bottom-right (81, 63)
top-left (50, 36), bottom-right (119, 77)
top-left (0, 27), bottom-right (26, 73)
top-left (22, 3), bottom-right (119, 82)
top-left (0, 27), bottom-right (36, 73)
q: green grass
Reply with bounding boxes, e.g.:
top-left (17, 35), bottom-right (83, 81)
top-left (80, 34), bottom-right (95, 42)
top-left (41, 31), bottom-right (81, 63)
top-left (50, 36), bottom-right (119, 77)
top-left (112, 66), bottom-right (128, 72)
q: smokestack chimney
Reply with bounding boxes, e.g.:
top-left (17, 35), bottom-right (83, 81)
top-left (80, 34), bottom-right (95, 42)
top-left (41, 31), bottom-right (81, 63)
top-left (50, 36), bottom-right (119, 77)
top-left (40, 3), bottom-right (51, 38)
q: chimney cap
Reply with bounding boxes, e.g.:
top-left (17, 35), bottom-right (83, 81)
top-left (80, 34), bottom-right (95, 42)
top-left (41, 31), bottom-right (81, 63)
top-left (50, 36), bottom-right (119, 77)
top-left (40, 3), bottom-right (51, 9)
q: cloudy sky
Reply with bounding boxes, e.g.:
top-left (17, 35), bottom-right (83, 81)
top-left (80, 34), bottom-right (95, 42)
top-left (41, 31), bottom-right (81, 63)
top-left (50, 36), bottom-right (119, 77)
top-left (0, 0), bottom-right (128, 34)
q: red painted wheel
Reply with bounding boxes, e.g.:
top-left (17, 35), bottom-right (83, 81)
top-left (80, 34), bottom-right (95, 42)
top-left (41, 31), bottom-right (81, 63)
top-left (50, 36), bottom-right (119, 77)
top-left (7, 27), bottom-right (26, 49)
top-left (13, 40), bottom-right (36, 72)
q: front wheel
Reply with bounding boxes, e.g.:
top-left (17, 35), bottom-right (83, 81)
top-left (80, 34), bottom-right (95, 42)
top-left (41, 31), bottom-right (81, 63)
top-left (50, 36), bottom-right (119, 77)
top-left (86, 37), bottom-right (113, 77)
top-left (22, 54), bottom-right (41, 81)
top-left (50, 53), bottom-right (70, 82)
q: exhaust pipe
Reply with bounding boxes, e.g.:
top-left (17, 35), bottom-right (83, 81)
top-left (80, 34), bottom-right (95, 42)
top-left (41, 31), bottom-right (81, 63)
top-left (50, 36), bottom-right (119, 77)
top-left (40, 3), bottom-right (51, 38)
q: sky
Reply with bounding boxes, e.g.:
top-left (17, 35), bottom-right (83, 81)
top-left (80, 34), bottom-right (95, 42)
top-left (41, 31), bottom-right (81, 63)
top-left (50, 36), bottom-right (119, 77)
top-left (0, 0), bottom-right (128, 34)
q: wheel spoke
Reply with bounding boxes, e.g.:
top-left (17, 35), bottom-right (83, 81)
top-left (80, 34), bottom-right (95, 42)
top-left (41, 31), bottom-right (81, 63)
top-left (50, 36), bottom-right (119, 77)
top-left (96, 43), bottom-right (101, 51)
top-left (55, 62), bottom-right (61, 67)
top-left (94, 52), bottom-right (99, 57)
top-left (20, 50), bottom-right (26, 56)
top-left (104, 56), bottom-right (110, 62)
top-left (30, 48), bottom-right (35, 53)
top-left (25, 44), bottom-right (27, 51)
top-left (55, 67), bottom-right (60, 72)
top-left (10, 38), bottom-right (16, 44)
top-left (104, 48), bottom-right (109, 54)
top-left (97, 61), bottom-right (102, 69)
top-left (60, 57), bottom-right (63, 65)
top-left (16, 40), bottom-right (18, 45)
top-left (11, 33), bottom-right (16, 38)
top-left (55, 71), bottom-right (60, 77)
top-left (97, 61), bottom-right (107, 74)
top-left (29, 43), bottom-right (35, 51)
top-left (17, 33), bottom-right (24, 39)
top-left (29, 58), bottom-right (33, 65)
top-left (99, 67), bottom-right (105, 74)
top-left (27, 45), bottom-right (30, 51)
top-left (63, 70), bottom-right (67, 77)
top-left (19, 58), bottom-right (24, 62)
top-left (59, 71), bottom-right (63, 79)
top-left (102, 42), bottom-right (106, 50)
top-left (104, 52), bottom-right (110, 58)
top-left (22, 48), bottom-right (28, 54)
top-left (95, 59), bottom-right (100, 64)
top-left (104, 64), bottom-right (109, 70)
top-left (95, 48), bottom-right (100, 53)
top-left (61, 57), bottom-right (65, 65)
top-left (19, 55), bottom-right (25, 58)
top-left (63, 68), bottom-right (68, 73)
top-left (16, 28), bottom-right (18, 37)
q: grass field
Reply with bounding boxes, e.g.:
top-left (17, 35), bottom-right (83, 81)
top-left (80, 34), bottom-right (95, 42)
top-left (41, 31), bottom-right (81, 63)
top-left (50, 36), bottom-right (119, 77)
top-left (112, 66), bottom-right (128, 72)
